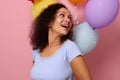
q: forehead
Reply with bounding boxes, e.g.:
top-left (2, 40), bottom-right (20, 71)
top-left (57, 8), bottom-right (71, 15)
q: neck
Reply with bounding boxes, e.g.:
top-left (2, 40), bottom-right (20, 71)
top-left (48, 30), bottom-right (61, 47)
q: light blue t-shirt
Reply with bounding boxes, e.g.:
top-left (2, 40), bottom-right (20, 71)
top-left (31, 39), bottom-right (82, 80)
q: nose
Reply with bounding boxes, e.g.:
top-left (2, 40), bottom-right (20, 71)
top-left (65, 16), bottom-right (71, 23)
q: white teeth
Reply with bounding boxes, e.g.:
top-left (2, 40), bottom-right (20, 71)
top-left (61, 24), bottom-right (69, 28)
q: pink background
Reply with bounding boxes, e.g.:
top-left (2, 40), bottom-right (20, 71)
top-left (0, 0), bottom-right (120, 80)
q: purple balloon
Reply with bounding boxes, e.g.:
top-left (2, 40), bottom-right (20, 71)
top-left (85, 0), bottom-right (119, 29)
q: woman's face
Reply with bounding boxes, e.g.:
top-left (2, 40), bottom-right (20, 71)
top-left (49, 7), bottom-right (73, 36)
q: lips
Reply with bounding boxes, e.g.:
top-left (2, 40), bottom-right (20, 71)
top-left (61, 24), bottom-right (70, 29)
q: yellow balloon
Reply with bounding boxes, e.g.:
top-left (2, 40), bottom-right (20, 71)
top-left (69, 0), bottom-right (86, 5)
top-left (32, 0), bottom-right (56, 19)
top-left (34, 0), bottom-right (42, 4)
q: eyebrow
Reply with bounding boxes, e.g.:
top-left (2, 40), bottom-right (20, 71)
top-left (58, 11), bottom-right (71, 16)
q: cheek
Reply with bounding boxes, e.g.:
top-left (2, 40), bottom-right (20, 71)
top-left (56, 18), bottom-right (62, 23)
top-left (52, 18), bottom-right (61, 25)
top-left (50, 21), bottom-right (60, 30)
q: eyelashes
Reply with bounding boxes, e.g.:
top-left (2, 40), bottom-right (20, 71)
top-left (59, 13), bottom-right (72, 20)
top-left (68, 15), bottom-right (72, 20)
top-left (59, 13), bottom-right (65, 17)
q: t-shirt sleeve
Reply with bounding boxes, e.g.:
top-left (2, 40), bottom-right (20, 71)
top-left (32, 49), bottom-right (38, 61)
top-left (66, 41), bottom-right (82, 63)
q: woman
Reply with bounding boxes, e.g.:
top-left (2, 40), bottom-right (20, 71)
top-left (30, 3), bottom-right (92, 80)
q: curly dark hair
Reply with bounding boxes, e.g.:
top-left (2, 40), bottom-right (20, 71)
top-left (30, 3), bottom-right (73, 52)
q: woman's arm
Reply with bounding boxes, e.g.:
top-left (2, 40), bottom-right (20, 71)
top-left (70, 56), bottom-right (92, 80)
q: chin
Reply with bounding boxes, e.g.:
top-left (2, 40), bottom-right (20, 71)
top-left (61, 32), bottom-right (68, 36)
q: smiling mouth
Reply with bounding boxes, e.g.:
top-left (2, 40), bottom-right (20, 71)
top-left (61, 24), bottom-right (70, 29)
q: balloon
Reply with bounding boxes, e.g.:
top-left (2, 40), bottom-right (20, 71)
top-left (85, 0), bottom-right (119, 29)
top-left (28, 0), bottom-right (42, 4)
top-left (28, 0), bottom-right (34, 3)
top-left (32, 0), bottom-right (56, 19)
top-left (34, 0), bottom-right (42, 4)
top-left (69, 0), bottom-right (87, 5)
top-left (73, 22), bottom-right (99, 55)
top-left (56, 0), bottom-right (87, 25)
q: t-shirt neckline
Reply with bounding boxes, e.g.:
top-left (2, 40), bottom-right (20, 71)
top-left (37, 40), bottom-right (68, 60)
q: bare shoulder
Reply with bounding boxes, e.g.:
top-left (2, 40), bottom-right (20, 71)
top-left (70, 56), bottom-right (92, 80)
top-left (70, 56), bottom-right (86, 65)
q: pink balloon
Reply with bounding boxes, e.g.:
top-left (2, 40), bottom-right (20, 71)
top-left (28, 0), bottom-right (34, 3)
top-left (56, 0), bottom-right (87, 25)
top-left (85, 0), bottom-right (119, 29)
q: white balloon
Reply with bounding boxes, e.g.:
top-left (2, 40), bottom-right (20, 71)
top-left (73, 22), bottom-right (99, 55)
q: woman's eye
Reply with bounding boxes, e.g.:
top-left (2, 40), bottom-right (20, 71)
top-left (59, 14), bottom-right (65, 17)
top-left (68, 16), bottom-right (72, 20)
